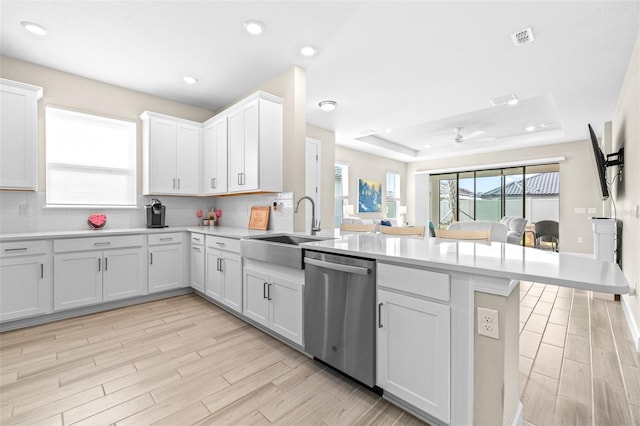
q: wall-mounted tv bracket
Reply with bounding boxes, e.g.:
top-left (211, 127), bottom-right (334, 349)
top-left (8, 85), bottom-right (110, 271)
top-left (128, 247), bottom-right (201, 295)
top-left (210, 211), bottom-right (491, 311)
top-left (605, 147), bottom-right (624, 181)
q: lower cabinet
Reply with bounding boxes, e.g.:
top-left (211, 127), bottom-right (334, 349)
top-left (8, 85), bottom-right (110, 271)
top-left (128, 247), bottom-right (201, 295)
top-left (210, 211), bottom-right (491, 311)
top-left (54, 240), bottom-right (146, 310)
top-left (148, 233), bottom-right (186, 293)
top-left (190, 233), bottom-right (205, 293)
top-left (0, 240), bottom-right (52, 322)
top-left (205, 235), bottom-right (242, 313)
top-left (376, 263), bottom-right (451, 423)
top-left (243, 262), bottom-right (303, 345)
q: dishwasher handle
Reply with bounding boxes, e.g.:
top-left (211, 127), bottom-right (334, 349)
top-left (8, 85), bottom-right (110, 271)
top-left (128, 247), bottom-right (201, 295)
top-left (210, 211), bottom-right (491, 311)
top-left (304, 257), bottom-right (371, 276)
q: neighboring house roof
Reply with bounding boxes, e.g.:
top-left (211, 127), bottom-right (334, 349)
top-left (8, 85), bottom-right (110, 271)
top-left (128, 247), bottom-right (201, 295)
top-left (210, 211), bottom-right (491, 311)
top-left (439, 183), bottom-right (474, 199)
top-left (481, 172), bottom-right (559, 198)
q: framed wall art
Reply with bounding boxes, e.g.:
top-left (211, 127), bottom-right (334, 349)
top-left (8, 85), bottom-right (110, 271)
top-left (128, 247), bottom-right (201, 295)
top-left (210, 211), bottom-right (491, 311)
top-left (358, 178), bottom-right (382, 213)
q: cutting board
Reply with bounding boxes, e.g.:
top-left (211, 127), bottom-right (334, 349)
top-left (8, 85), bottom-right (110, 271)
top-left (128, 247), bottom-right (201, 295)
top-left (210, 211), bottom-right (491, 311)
top-left (248, 206), bottom-right (270, 230)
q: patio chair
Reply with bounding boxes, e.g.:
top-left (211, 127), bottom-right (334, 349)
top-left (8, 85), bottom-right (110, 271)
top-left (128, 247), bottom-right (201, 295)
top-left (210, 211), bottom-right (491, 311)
top-left (534, 220), bottom-right (559, 252)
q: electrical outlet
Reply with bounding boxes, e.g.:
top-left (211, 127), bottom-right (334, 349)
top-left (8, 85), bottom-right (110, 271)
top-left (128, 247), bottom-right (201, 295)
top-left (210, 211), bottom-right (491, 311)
top-left (574, 207), bottom-right (585, 214)
top-left (588, 207), bottom-right (597, 214)
top-left (477, 307), bottom-right (499, 339)
top-left (19, 204), bottom-right (29, 217)
top-left (578, 237), bottom-right (584, 243)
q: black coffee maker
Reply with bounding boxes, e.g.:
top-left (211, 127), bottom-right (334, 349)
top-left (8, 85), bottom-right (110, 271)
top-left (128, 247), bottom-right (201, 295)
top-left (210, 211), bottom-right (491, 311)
top-left (145, 198), bottom-right (166, 228)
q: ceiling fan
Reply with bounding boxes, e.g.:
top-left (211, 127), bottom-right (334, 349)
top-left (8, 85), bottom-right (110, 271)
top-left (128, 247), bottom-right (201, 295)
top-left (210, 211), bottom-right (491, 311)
top-left (436, 127), bottom-right (493, 144)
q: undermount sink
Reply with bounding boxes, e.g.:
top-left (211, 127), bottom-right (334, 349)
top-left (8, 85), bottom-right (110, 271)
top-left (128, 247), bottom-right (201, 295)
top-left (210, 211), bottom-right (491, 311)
top-left (241, 233), bottom-right (333, 269)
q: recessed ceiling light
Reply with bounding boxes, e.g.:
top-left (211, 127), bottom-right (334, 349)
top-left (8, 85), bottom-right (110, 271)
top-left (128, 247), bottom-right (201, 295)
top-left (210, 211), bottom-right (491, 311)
top-left (424, 144), bottom-right (431, 148)
top-left (384, 128), bottom-right (392, 134)
top-left (183, 76), bottom-right (198, 85)
top-left (525, 125), bottom-right (536, 132)
top-left (300, 45), bottom-right (318, 57)
top-left (540, 122), bottom-right (551, 128)
top-left (20, 21), bottom-right (47, 36)
top-left (244, 20), bottom-right (263, 35)
top-left (490, 94), bottom-right (518, 107)
top-left (318, 100), bottom-right (337, 112)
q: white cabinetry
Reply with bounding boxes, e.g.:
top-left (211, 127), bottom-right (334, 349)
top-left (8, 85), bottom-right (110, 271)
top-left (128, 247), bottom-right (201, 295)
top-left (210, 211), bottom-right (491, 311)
top-left (226, 92), bottom-right (283, 193)
top-left (53, 235), bottom-right (146, 311)
top-left (148, 233), bottom-right (186, 293)
top-left (205, 235), bottom-right (242, 313)
top-left (141, 112), bottom-right (202, 195)
top-left (243, 260), bottom-right (303, 345)
top-left (376, 263), bottom-right (451, 423)
top-left (0, 79), bottom-right (42, 190)
top-left (190, 233), bottom-right (205, 292)
top-left (0, 240), bottom-right (52, 322)
top-left (203, 116), bottom-right (228, 194)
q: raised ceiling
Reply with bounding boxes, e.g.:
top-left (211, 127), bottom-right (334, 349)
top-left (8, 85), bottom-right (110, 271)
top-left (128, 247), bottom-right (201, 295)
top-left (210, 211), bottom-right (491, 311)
top-left (1, 1), bottom-right (638, 162)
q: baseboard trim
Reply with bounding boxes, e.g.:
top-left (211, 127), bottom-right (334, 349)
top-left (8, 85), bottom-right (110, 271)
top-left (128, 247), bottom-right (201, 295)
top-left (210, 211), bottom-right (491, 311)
top-left (621, 294), bottom-right (640, 352)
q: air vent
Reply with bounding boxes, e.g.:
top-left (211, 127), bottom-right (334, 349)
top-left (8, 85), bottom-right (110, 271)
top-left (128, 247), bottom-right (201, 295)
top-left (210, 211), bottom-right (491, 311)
top-left (511, 27), bottom-right (535, 46)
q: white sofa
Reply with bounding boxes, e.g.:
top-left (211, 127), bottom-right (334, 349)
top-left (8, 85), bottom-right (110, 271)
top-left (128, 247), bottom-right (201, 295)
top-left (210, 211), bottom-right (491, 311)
top-left (342, 217), bottom-right (398, 231)
top-left (447, 221), bottom-right (508, 243)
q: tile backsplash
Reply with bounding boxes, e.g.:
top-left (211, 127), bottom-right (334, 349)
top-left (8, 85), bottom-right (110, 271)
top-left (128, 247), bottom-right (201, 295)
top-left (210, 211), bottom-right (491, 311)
top-left (0, 191), bottom-right (294, 234)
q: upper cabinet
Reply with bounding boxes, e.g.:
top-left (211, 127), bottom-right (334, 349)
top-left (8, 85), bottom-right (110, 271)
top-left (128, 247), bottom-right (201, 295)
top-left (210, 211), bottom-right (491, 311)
top-left (226, 92), bottom-right (283, 194)
top-left (140, 112), bottom-right (202, 195)
top-left (203, 116), bottom-right (228, 195)
top-left (0, 79), bottom-right (42, 190)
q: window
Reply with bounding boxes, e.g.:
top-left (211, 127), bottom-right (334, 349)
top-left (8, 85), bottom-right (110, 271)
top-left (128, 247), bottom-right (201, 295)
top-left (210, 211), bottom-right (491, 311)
top-left (386, 172), bottom-right (401, 219)
top-left (334, 163), bottom-right (349, 228)
top-left (46, 107), bottom-right (136, 207)
top-left (430, 164), bottom-right (559, 228)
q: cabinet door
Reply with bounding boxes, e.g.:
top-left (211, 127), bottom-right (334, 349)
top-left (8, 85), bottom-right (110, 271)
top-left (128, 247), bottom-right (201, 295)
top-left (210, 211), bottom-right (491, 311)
top-left (176, 123), bottom-right (201, 194)
top-left (221, 252), bottom-right (242, 313)
top-left (190, 244), bottom-right (205, 292)
top-left (103, 247), bottom-right (147, 302)
top-left (377, 290), bottom-right (450, 423)
top-left (227, 107), bottom-right (243, 192)
top-left (203, 117), bottom-right (228, 195)
top-left (0, 85), bottom-right (38, 189)
top-left (148, 244), bottom-right (184, 293)
top-left (54, 252), bottom-right (102, 310)
top-left (148, 117), bottom-right (177, 193)
top-left (243, 267), bottom-right (269, 327)
top-left (241, 99), bottom-right (259, 191)
top-left (0, 255), bottom-right (51, 321)
top-left (205, 249), bottom-right (222, 301)
top-left (270, 275), bottom-right (303, 345)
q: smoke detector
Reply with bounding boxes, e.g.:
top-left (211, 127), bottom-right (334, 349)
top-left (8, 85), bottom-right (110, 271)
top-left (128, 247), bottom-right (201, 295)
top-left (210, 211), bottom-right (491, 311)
top-left (511, 27), bottom-right (535, 46)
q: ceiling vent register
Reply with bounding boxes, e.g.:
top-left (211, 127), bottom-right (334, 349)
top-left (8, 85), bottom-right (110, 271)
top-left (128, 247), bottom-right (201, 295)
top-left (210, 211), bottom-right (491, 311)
top-left (511, 27), bottom-right (535, 46)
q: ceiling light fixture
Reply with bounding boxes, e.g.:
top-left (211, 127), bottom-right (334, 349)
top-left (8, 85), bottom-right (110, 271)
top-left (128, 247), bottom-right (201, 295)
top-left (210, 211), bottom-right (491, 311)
top-left (300, 45), bottom-right (318, 57)
top-left (525, 125), bottom-right (536, 132)
top-left (490, 94), bottom-right (519, 107)
top-left (183, 76), bottom-right (198, 85)
top-left (20, 21), bottom-right (47, 36)
top-left (384, 128), bottom-right (392, 134)
top-left (318, 100), bottom-right (336, 112)
top-left (244, 20), bottom-right (263, 35)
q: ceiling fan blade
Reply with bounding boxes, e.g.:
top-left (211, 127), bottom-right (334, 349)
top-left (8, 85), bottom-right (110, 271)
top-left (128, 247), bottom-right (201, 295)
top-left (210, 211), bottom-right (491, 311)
top-left (461, 130), bottom-right (485, 140)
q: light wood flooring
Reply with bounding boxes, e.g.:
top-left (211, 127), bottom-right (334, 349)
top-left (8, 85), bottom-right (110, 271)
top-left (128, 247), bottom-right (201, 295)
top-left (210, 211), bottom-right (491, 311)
top-left (1, 284), bottom-right (638, 425)
top-left (0, 295), bottom-right (425, 425)
top-left (519, 282), bottom-right (640, 426)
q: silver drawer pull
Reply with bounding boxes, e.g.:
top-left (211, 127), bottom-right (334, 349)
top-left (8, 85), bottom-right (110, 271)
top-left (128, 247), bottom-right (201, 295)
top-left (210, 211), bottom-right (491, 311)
top-left (378, 303), bottom-right (383, 328)
top-left (94, 242), bottom-right (111, 246)
top-left (193, 247), bottom-right (202, 252)
top-left (5, 248), bottom-right (28, 252)
top-left (160, 237), bottom-right (173, 241)
top-left (215, 242), bottom-right (225, 246)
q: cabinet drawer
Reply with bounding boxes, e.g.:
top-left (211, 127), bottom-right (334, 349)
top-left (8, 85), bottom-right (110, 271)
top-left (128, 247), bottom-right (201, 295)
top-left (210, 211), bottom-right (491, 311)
top-left (0, 240), bottom-right (50, 257)
top-left (148, 232), bottom-right (184, 246)
top-left (205, 235), bottom-right (240, 253)
top-left (377, 262), bottom-right (450, 302)
top-left (54, 235), bottom-right (144, 253)
top-left (191, 233), bottom-right (204, 245)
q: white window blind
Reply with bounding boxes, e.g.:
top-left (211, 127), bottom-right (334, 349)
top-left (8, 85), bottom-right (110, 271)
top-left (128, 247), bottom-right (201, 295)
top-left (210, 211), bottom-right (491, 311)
top-left (46, 107), bottom-right (136, 207)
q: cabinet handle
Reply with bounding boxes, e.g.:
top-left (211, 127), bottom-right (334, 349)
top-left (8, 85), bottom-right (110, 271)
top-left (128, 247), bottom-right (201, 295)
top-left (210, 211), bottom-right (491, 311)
top-left (94, 242), bottom-right (111, 246)
top-left (237, 173), bottom-right (242, 185)
top-left (173, 178), bottom-right (176, 189)
top-left (98, 258), bottom-right (101, 272)
top-left (193, 246), bottom-right (201, 252)
top-left (192, 237), bottom-right (201, 243)
top-left (104, 257), bottom-right (108, 271)
top-left (5, 247), bottom-right (27, 252)
top-left (215, 241), bottom-right (225, 247)
top-left (241, 173), bottom-right (245, 185)
top-left (160, 237), bottom-right (173, 241)
top-left (177, 178), bottom-right (180, 189)
top-left (267, 283), bottom-right (272, 301)
top-left (378, 303), bottom-right (383, 328)
top-left (263, 282), bottom-right (268, 299)
top-left (211, 178), bottom-right (216, 189)
top-left (40, 263), bottom-right (44, 279)
top-left (219, 258), bottom-right (224, 272)
top-left (150, 253), bottom-right (153, 265)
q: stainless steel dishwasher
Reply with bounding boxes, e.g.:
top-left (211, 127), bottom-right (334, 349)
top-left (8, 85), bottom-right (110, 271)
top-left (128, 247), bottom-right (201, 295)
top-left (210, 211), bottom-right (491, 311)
top-left (304, 250), bottom-right (376, 387)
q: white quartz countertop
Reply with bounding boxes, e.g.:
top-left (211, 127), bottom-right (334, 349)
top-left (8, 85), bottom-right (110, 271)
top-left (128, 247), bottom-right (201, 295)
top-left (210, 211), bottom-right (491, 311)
top-left (301, 234), bottom-right (629, 294)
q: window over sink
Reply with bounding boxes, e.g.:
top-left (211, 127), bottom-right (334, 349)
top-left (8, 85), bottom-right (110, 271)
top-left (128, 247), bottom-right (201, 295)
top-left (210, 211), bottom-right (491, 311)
top-left (45, 106), bottom-right (136, 208)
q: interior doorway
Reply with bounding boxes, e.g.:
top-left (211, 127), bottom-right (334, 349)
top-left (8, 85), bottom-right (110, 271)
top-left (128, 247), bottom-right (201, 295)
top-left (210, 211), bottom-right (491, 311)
top-left (305, 138), bottom-right (321, 233)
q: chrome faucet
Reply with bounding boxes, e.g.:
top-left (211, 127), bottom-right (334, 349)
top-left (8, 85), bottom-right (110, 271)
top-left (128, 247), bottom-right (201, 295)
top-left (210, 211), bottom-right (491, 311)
top-left (295, 196), bottom-right (321, 236)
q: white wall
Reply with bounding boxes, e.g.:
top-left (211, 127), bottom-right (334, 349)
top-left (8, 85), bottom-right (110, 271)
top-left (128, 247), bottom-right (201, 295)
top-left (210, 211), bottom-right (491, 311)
top-left (335, 145), bottom-right (408, 222)
top-left (612, 32), bottom-right (640, 348)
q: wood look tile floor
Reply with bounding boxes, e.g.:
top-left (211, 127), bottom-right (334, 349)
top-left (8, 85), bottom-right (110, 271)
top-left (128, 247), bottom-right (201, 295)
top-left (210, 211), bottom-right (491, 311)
top-left (1, 284), bottom-right (638, 425)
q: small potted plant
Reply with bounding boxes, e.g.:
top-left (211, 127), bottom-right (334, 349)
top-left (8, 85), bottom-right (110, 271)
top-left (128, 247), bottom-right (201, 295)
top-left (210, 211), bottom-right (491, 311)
top-left (88, 213), bottom-right (107, 229)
